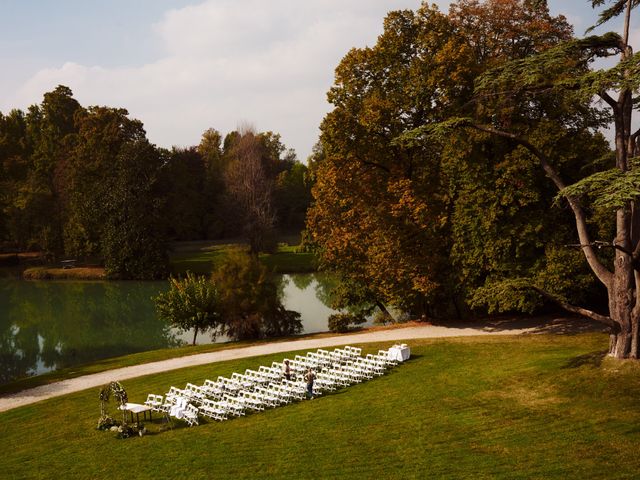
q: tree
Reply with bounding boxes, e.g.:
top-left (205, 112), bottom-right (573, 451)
top-left (402, 1), bottom-right (640, 358)
top-left (212, 249), bottom-right (302, 340)
top-left (274, 161), bottom-right (312, 231)
top-left (0, 109), bottom-right (30, 247)
top-left (0, 86), bottom-right (82, 256)
top-left (449, 0), bottom-right (573, 66)
top-left (198, 128), bottom-right (227, 238)
top-left (154, 272), bottom-right (221, 345)
top-left (100, 139), bottom-right (169, 279)
top-left (160, 146), bottom-right (209, 240)
top-left (307, 4), bottom-right (482, 317)
top-left (307, 0), bottom-right (608, 323)
top-left (224, 128), bottom-right (277, 254)
top-left (63, 106), bottom-right (169, 278)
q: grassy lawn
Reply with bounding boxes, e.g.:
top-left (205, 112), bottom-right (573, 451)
top-left (16, 236), bottom-right (316, 279)
top-left (169, 241), bottom-right (316, 275)
top-left (1, 333), bottom-right (639, 479)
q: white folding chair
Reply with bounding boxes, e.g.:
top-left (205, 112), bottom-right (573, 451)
top-left (200, 399), bottom-right (228, 421)
top-left (144, 394), bottom-right (164, 411)
top-left (182, 404), bottom-right (199, 426)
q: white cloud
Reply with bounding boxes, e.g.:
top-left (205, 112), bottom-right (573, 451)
top-left (8, 0), bottom-right (431, 159)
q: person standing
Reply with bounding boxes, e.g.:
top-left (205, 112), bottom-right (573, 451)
top-left (283, 360), bottom-right (292, 381)
top-left (305, 368), bottom-right (316, 399)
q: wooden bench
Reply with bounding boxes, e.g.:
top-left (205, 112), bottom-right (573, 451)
top-left (61, 259), bottom-right (77, 269)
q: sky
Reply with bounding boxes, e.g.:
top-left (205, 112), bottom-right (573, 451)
top-left (0, 1), bottom-right (634, 160)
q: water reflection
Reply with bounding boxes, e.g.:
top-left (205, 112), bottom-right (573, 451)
top-left (172, 273), bottom-right (352, 344)
top-left (0, 279), bottom-right (177, 384)
top-left (0, 273), bottom-right (352, 385)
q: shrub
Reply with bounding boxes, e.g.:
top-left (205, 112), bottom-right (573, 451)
top-left (328, 313), bottom-right (366, 333)
top-left (154, 272), bottom-right (221, 345)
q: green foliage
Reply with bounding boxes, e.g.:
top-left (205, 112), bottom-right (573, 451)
top-left (0, 85), bottom-right (82, 256)
top-left (1, 87), bottom-right (309, 278)
top-left (393, 117), bottom-right (473, 148)
top-left (212, 249), bottom-right (302, 340)
top-left (307, 1), bottom-right (595, 320)
top-left (154, 272), bottom-right (221, 345)
top-left (469, 246), bottom-right (603, 314)
top-left (274, 162), bottom-right (312, 230)
top-left (327, 312), bottom-right (366, 333)
top-left (587, 0), bottom-right (640, 32)
top-left (469, 278), bottom-right (541, 314)
top-left (557, 167), bottom-right (640, 210)
top-left (474, 33), bottom-right (624, 94)
top-left (101, 139), bottom-right (169, 279)
top-left (0, 87), bottom-right (171, 278)
top-left (160, 147), bottom-right (211, 240)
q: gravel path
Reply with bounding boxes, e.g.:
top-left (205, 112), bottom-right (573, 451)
top-left (0, 317), bottom-right (600, 413)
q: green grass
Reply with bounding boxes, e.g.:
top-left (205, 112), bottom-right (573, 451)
top-left (2, 333), bottom-right (640, 479)
top-left (169, 241), bottom-right (316, 275)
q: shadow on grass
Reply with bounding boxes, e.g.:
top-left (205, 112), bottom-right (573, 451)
top-left (562, 350), bottom-right (608, 369)
top-left (431, 315), bottom-right (608, 336)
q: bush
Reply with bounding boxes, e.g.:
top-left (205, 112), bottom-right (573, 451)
top-left (328, 313), bottom-right (366, 333)
top-left (154, 272), bottom-right (221, 345)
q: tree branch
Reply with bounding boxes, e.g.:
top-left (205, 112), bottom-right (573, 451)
top-left (470, 122), bottom-right (613, 287)
top-left (599, 90), bottom-right (620, 111)
top-left (357, 158), bottom-right (391, 174)
top-left (530, 286), bottom-right (618, 330)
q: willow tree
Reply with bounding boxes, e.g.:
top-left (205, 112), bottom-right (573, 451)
top-left (403, 0), bottom-right (640, 358)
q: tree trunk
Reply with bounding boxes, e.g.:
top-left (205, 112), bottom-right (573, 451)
top-left (608, 295), bottom-right (639, 358)
top-left (375, 301), bottom-right (395, 323)
top-left (608, 321), bottom-right (639, 358)
top-left (192, 325), bottom-right (199, 346)
top-left (608, 244), bottom-right (639, 358)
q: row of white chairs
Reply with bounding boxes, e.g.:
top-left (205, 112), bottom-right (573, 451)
top-left (145, 345), bottom-right (399, 426)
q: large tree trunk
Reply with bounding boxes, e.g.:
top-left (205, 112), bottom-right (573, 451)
top-left (608, 317), bottom-right (639, 358)
top-left (608, 222), bottom-right (639, 358)
top-left (608, 296), bottom-right (640, 359)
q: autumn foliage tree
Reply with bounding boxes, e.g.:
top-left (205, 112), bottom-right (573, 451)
top-left (307, 5), bottom-right (471, 317)
top-left (307, 1), bottom-right (588, 318)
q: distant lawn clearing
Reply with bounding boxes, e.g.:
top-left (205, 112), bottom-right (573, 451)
top-left (1, 333), bottom-right (639, 479)
top-left (169, 242), bottom-right (316, 275)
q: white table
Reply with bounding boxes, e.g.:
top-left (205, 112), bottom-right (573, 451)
top-left (119, 402), bottom-right (153, 422)
top-left (388, 344), bottom-right (411, 362)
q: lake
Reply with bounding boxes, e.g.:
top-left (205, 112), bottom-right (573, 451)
top-left (0, 273), bottom-right (361, 385)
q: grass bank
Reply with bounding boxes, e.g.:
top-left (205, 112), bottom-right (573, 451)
top-left (169, 241), bottom-right (316, 275)
top-left (22, 266), bottom-right (106, 280)
top-left (18, 239), bottom-right (316, 280)
top-left (2, 333), bottom-right (639, 479)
